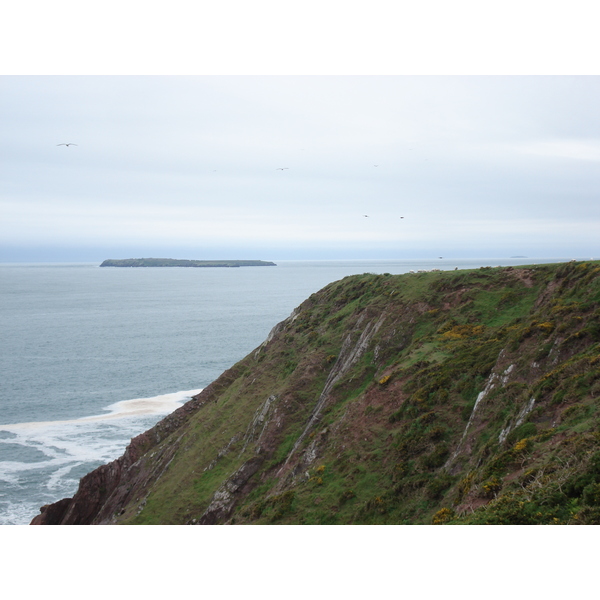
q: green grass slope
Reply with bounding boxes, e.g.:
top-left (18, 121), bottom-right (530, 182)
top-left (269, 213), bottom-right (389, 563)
top-left (34, 261), bottom-right (600, 525)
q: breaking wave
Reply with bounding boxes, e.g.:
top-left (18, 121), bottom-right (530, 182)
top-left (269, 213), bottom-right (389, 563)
top-left (0, 388), bottom-right (201, 525)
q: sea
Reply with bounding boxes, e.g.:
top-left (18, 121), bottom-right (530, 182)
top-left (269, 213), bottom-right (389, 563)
top-left (0, 257), bottom-right (577, 525)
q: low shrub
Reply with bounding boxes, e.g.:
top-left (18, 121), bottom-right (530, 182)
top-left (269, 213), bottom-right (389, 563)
top-left (481, 476), bottom-right (503, 498)
top-left (432, 507), bottom-right (455, 524)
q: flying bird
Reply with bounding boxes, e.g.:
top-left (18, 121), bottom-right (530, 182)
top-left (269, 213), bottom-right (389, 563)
top-left (364, 215), bottom-right (369, 218)
top-left (276, 167), bottom-right (289, 170)
top-left (57, 143), bottom-right (77, 147)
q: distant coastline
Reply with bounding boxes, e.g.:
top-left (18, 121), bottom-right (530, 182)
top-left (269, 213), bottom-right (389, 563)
top-left (99, 258), bottom-right (276, 268)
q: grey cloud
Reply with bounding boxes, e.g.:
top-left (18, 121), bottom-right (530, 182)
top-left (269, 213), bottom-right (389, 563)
top-left (1, 75), bottom-right (599, 261)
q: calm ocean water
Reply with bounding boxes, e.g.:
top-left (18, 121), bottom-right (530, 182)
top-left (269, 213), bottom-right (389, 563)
top-left (0, 257), bottom-right (574, 524)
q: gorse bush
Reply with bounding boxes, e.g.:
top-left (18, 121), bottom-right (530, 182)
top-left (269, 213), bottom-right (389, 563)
top-left (432, 507), bottom-right (455, 524)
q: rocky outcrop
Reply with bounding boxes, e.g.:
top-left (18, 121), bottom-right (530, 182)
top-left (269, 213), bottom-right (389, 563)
top-left (197, 458), bottom-right (264, 524)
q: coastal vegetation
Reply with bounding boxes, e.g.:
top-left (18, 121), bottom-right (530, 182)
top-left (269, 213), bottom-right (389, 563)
top-left (32, 260), bottom-right (600, 525)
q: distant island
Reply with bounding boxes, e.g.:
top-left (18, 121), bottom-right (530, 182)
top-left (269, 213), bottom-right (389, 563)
top-left (100, 258), bottom-right (276, 268)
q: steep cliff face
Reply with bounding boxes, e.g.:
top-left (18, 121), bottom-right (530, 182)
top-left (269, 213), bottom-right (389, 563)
top-left (32, 261), bottom-right (600, 525)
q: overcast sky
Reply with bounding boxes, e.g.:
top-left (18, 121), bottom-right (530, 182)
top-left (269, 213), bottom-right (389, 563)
top-left (1, 0), bottom-right (599, 262)
top-left (1, 75), bottom-right (599, 261)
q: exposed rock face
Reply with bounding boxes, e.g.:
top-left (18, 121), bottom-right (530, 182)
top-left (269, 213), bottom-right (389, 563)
top-left (280, 312), bottom-right (388, 474)
top-left (198, 458), bottom-right (264, 524)
top-left (30, 261), bottom-right (600, 525)
top-left (31, 498), bottom-right (72, 525)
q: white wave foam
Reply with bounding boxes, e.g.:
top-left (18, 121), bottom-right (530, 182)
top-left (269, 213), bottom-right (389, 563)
top-left (99, 388), bottom-right (203, 419)
top-left (0, 388), bottom-right (202, 431)
top-left (0, 388), bottom-right (202, 524)
top-left (46, 463), bottom-right (82, 490)
top-left (0, 499), bottom-right (45, 526)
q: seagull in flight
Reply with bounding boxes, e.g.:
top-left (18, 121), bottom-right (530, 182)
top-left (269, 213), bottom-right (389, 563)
top-left (57, 143), bottom-right (78, 147)
top-left (363, 215), bottom-right (369, 217)
top-left (276, 167), bottom-right (289, 170)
